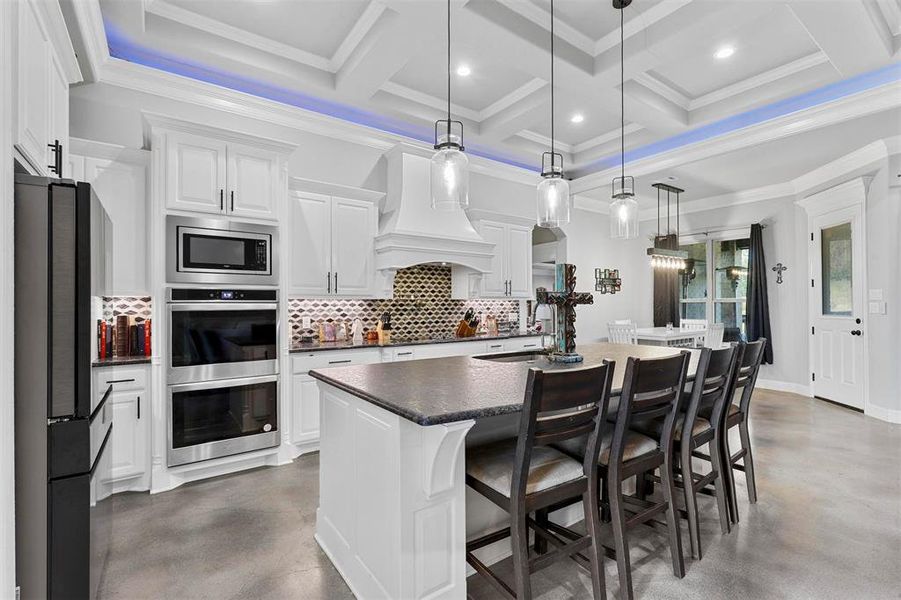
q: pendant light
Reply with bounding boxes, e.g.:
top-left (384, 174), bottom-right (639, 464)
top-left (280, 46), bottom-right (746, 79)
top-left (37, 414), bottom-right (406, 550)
top-left (431, 0), bottom-right (469, 211)
top-left (609, 0), bottom-right (639, 240)
top-left (647, 182), bottom-right (688, 270)
top-left (536, 0), bottom-right (570, 228)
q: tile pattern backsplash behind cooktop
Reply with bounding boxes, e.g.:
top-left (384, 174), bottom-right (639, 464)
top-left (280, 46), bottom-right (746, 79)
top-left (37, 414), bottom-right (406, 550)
top-left (288, 264), bottom-right (519, 343)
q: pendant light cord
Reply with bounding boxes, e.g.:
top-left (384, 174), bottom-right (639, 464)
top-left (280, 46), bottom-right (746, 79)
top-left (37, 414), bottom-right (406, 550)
top-left (446, 0), bottom-right (451, 129)
top-left (620, 6), bottom-right (625, 181)
top-left (550, 0), bottom-right (555, 161)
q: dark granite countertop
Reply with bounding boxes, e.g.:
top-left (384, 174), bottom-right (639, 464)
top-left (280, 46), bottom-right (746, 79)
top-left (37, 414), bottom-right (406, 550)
top-left (290, 331), bottom-right (544, 354)
top-left (309, 343), bottom-right (700, 426)
top-left (92, 356), bottom-right (152, 368)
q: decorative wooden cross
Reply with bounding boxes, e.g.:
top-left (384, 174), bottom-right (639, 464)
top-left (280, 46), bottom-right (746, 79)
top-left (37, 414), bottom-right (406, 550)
top-left (536, 263), bottom-right (594, 362)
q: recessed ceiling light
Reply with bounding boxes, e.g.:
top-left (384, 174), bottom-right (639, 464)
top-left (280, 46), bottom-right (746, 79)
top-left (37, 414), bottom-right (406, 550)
top-left (714, 46), bottom-right (735, 60)
top-left (456, 64), bottom-right (471, 76)
top-left (570, 113), bottom-right (585, 124)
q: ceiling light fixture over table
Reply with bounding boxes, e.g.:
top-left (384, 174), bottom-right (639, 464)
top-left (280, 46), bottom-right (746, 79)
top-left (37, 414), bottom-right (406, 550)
top-left (647, 182), bottom-right (689, 270)
top-left (430, 0), bottom-right (469, 211)
top-left (536, 0), bottom-right (570, 228)
top-left (610, 0), bottom-right (639, 240)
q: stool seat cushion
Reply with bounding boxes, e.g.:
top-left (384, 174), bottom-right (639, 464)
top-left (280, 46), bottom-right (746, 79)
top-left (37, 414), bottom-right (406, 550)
top-left (633, 414), bottom-right (712, 441)
top-left (466, 440), bottom-right (584, 498)
top-left (555, 430), bottom-right (657, 466)
top-left (699, 402), bottom-right (740, 421)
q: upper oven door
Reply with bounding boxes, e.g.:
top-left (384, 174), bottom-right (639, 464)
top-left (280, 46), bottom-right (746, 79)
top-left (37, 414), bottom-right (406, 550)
top-left (166, 216), bottom-right (278, 285)
top-left (168, 302), bottom-right (278, 384)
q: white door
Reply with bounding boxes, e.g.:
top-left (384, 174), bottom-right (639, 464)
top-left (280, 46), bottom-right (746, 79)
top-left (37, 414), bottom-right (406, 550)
top-left (330, 197), bottom-right (375, 296)
top-left (16, 0), bottom-right (52, 174)
top-left (227, 143), bottom-right (278, 221)
top-left (84, 157), bottom-right (147, 294)
top-left (480, 222), bottom-right (508, 297)
top-left (289, 192), bottom-right (332, 295)
top-left (810, 205), bottom-right (865, 409)
top-left (166, 132), bottom-right (227, 214)
top-left (507, 225), bottom-right (533, 298)
top-left (291, 374), bottom-right (320, 445)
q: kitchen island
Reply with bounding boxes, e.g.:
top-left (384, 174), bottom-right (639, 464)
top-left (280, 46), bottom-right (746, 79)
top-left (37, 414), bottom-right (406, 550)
top-left (309, 343), bottom-right (700, 599)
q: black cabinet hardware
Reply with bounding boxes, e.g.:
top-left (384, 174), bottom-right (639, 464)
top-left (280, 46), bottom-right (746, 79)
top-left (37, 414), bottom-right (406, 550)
top-left (327, 272), bottom-right (331, 293)
top-left (850, 330), bottom-right (862, 336)
top-left (397, 352), bottom-right (413, 356)
top-left (220, 189), bottom-right (224, 211)
top-left (328, 359), bottom-right (352, 364)
top-left (334, 272), bottom-right (338, 294)
top-left (230, 190), bottom-right (234, 212)
top-left (137, 395), bottom-right (141, 419)
top-left (105, 378), bottom-right (135, 385)
top-left (47, 140), bottom-right (62, 175)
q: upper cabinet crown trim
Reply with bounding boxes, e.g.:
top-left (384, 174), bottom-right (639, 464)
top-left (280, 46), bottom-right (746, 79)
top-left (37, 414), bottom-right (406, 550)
top-left (141, 112), bottom-right (298, 155)
top-left (70, 137), bottom-right (150, 165)
top-left (32, 0), bottom-right (82, 83)
top-left (466, 209), bottom-right (537, 229)
top-left (289, 177), bottom-right (385, 205)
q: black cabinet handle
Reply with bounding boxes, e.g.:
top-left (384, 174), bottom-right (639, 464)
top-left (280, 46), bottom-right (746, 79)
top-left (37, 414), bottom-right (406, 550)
top-left (334, 272), bottom-right (338, 294)
top-left (328, 359), bottom-right (352, 365)
top-left (230, 190), bottom-right (234, 212)
top-left (47, 140), bottom-right (62, 175)
top-left (105, 378), bottom-right (135, 384)
top-left (523, 343), bottom-right (537, 348)
top-left (220, 189), bottom-right (224, 211)
top-left (327, 272), bottom-right (331, 294)
top-left (397, 351), bottom-right (413, 356)
top-left (137, 395), bottom-right (141, 419)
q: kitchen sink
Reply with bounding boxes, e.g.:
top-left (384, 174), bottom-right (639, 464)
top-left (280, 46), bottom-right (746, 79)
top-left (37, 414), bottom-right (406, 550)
top-left (474, 351), bottom-right (549, 364)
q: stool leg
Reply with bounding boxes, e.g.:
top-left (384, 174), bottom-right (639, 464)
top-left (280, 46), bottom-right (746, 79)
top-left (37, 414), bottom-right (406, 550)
top-left (739, 419), bottom-right (758, 504)
top-left (511, 509), bottom-right (533, 600)
top-left (609, 474), bottom-right (633, 600)
top-left (709, 438), bottom-right (731, 535)
top-left (662, 460), bottom-right (686, 578)
top-left (681, 442), bottom-right (701, 560)
top-left (723, 430), bottom-right (740, 524)
top-left (534, 508), bottom-right (549, 554)
top-left (583, 491), bottom-right (607, 600)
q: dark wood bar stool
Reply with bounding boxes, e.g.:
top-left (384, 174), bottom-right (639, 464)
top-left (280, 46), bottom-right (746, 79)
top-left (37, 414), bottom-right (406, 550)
top-left (635, 345), bottom-right (741, 560)
top-left (554, 352), bottom-right (690, 600)
top-left (465, 361), bottom-right (615, 600)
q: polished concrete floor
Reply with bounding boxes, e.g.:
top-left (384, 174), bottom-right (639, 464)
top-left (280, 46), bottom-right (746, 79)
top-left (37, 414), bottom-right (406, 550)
top-left (101, 390), bottom-right (901, 599)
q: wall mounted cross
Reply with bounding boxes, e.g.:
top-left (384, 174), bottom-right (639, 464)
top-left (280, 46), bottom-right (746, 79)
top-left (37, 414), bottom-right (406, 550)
top-left (536, 263), bottom-right (594, 361)
top-left (772, 262), bottom-right (788, 284)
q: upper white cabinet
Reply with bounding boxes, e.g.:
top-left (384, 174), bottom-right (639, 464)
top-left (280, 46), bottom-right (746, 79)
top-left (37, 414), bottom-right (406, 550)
top-left (149, 118), bottom-right (293, 222)
top-left (289, 191), bottom-right (378, 296)
top-left (72, 140), bottom-right (150, 294)
top-left (14, 0), bottom-right (81, 177)
top-left (462, 220), bottom-right (534, 299)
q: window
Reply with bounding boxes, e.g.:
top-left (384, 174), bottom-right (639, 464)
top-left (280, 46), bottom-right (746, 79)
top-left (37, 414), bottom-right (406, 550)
top-left (821, 222), bottom-right (852, 316)
top-left (679, 236), bottom-right (750, 342)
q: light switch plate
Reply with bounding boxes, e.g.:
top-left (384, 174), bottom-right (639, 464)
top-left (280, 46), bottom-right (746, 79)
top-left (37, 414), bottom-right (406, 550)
top-left (868, 301), bottom-right (886, 315)
top-left (869, 289), bottom-right (884, 301)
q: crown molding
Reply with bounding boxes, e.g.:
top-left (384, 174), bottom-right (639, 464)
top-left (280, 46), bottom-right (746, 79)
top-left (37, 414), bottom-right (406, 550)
top-left (141, 111), bottom-right (299, 153)
top-left (637, 182), bottom-right (796, 222)
top-left (791, 137), bottom-right (891, 197)
top-left (289, 176), bottom-right (385, 205)
top-left (33, 0), bottom-right (82, 83)
top-left (69, 137), bottom-right (150, 165)
top-left (63, 0), bottom-right (110, 82)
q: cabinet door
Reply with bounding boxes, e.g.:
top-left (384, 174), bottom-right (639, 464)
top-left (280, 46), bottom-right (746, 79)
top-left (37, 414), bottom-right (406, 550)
top-left (16, 0), bottom-right (52, 174)
top-left (479, 222), bottom-right (508, 297)
top-left (330, 197), bottom-right (376, 296)
top-left (289, 192), bottom-right (332, 295)
top-left (165, 132), bottom-right (227, 214)
top-left (109, 390), bottom-right (148, 483)
top-left (291, 374), bottom-right (320, 445)
top-left (227, 143), bottom-right (279, 221)
top-left (84, 158), bottom-right (147, 294)
top-left (507, 225), bottom-right (533, 298)
top-left (48, 53), bottom-right (69, 177)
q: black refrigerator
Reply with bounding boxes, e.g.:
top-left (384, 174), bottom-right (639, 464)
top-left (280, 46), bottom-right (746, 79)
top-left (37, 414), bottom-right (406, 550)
top-left (14, 173), bottom-right (113, 600)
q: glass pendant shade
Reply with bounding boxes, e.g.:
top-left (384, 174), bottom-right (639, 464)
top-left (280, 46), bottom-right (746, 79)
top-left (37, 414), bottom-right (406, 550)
top-left (430, 133), bottom-right (469, 210)
top-left (537, 173), bottom-right (571, 228)
top-left (610, 194), bottom-right (639, 239)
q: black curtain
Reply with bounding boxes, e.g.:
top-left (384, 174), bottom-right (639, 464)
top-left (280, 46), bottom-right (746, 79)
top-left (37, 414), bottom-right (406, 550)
top-left (746, 223), bottom-right (773, 364)
top-left (653, 234), bottom-right (680, 327)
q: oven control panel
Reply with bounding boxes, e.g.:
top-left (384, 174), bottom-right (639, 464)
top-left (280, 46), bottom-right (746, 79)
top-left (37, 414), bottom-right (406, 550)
top-left (169, 288), bottom-right (278, 302)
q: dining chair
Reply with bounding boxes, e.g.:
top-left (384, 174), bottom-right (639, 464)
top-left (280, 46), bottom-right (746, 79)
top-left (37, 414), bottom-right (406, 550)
top-left (634, 345), bottom-right (741, 560)
top-left (680, 319), bottom-right (708, 330)
top-left (613, 319), bottom-right (633, 325)
top-left (465, 362), bottom-right (614, 600)
top-left (553, 352), bottom-right (690, 600)
top-left (607, 322), bottom-right (637, 344)
top-left (703, 323), bottom-right (725, 349)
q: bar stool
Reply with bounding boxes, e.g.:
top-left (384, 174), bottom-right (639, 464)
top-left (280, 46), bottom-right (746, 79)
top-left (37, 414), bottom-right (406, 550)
top-left (555, 352), bottom-right (690, 600)
top-left (465, 361), bottom-right (615, 600)
top-left (634, 345), bottom-right (741, 559)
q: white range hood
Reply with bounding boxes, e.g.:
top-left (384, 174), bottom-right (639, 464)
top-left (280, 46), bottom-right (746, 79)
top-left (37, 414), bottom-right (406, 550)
top-left (375, 144), bottom-right (495, 273)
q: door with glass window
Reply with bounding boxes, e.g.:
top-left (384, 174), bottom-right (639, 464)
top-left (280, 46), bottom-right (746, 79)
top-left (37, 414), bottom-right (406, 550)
top-left (810, 206), bottom-right (865, 409)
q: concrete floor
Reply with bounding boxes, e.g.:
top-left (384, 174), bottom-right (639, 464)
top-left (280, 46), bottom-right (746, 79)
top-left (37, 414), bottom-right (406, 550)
top-left (100, 390), bottom-right (901, 599)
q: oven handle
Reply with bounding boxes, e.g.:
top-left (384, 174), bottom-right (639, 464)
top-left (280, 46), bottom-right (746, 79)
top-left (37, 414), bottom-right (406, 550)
top-left (168, 373), bottom-right (279, 394)
top-left (167, 302), bottom-right (278, 312)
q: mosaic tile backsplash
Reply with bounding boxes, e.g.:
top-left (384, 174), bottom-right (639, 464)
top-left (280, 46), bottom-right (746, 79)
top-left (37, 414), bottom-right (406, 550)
top-left (101, 296), bottom-right (153, 322)
top-left (289, 265), bottom-right (519, 344)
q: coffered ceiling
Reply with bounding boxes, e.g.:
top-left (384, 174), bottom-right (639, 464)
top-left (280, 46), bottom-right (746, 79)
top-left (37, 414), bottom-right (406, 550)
top-left (90, 0), bottom-right (901, 193)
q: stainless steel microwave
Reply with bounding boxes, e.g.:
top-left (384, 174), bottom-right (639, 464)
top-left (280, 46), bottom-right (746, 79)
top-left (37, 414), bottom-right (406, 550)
top-left (167, 215), bottom-right (278, 285)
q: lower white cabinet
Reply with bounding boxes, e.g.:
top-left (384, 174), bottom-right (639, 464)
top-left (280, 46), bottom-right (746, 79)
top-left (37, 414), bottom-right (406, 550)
top-left (92, 365), bottom-right (150, 493)
top-left (291, 374), bottom-right (321, 445)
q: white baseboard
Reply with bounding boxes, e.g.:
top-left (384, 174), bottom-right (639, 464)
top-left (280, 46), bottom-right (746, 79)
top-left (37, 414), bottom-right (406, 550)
top-left (756, 378), bottom-right (812, 397)
top-left (865, 404), bottom-right (901, 424)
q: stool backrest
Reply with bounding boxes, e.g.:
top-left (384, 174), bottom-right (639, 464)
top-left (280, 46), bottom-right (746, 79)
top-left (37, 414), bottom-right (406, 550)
top-left (734, 339), bottom-right (766, 414)
top-left (704, 323), bottom-right (725, 349)
top-left (610, 352), bottom-right (690, 464)
top-left (680, 319), bottom-right (708, 331)
top-left (684, 345), bottom-right (742, 440)
top-left (514, 362), bottom-right (614, 496)
top-left (608, 323), bottom-right (637, 344)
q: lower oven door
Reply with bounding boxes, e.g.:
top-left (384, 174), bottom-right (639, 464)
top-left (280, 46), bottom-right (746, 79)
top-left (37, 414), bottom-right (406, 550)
top-left (168, 375), bottom-right (279, 467)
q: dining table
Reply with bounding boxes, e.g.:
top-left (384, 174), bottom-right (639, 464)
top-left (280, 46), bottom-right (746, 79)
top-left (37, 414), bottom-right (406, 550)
top-left (635, 326), bottom-right (706, 347)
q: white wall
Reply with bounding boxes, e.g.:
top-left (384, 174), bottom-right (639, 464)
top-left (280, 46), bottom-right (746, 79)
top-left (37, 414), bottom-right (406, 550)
top-left (1, 1), bottom-right (17, 596)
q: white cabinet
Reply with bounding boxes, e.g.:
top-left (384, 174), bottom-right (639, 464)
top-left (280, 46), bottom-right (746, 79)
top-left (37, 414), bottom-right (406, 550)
top-left (462, 220), bottom-right (534, 299)
top-left (93, 365), bottom-right (150, 493)
top-left (291, 374), bottom-right (320, 445)
top-left (161, 128), bottom-right (284, 221)
top-left (75, 147), bottom-right (149, 294)
top-left (14, 0), bottom-right (78, 177)
top-left (289, 192), bottom-right (378, 297)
